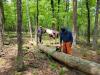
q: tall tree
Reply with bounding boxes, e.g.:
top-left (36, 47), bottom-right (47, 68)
top-left (72, 0), bottom-right (77, 46)
top-left (51, 0), bottom-right (54, 18)
top-left (58, 0), bottom-right (60, 12)
top-left (57, 0), bottom-right (60, 30)
top-left (35, 0), bottom-right (39, 46)
top-left (86, 0), bottom-right (91, 44)
top-left (1, 0), bottom-right (5, 33)
top-left (0, 0), bottom-right (3, 53)
top-left (65, 0), bottom-right (69, 26)
top-left (93, 0), bottom-right (100, 49)
top-left (65, 0), bottom-right (69, 12)
top-left (26, 0), bottom-right (33, 41)
top-left (16, 0), bottom-right (23, 70)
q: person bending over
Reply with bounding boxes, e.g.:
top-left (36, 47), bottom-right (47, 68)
top-left (60, 27), bottom-right (73, 54)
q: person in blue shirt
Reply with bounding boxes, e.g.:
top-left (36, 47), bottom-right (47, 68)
top-left (60, 27), bottom-right (73, 54)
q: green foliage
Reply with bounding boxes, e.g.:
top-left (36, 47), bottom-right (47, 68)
top-left (59, 68), bottom-right (65, 75)
top-left (49, 62), bottom-right (57, 71)
top-left (3, 0), bottom-right (97, 34)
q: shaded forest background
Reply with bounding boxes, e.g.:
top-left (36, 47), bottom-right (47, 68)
top-left (4, 0), bottom-right (97, 31)
top-left (2, 0), bottom-right (100, 49)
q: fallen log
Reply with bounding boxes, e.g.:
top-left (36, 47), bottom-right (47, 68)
top-left (38, 45), bottom-right (100, 75)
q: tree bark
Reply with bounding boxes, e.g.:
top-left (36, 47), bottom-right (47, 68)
top-left (35, 0), bottom-right (39, 46)
top-left (1, 0), bottom-right (4, 45)
top-left (72, 0), bottom-right (77, 46)
top-left (26, 0), bottom-right (33, 41)
top-left (65, 0), bottom-right (69, 12)
top-left (86, 0), bottom-right (90, 44)
top-left (93, 0), bottom-right (100, 49)
top-left (16, 0), bottom-right (23, 70)
top-left (58, 0), bottom-right (60, 13)
top-left (38, 45), bottom-right (100, 75)
top-left (57, 0), bottom-right (60, 30)
top-left (0, 0), bottom-right (3, 52)
top-left (65, 0), bottom-right (69, 26)
top-left (51, 0), bottom-right (54, 18)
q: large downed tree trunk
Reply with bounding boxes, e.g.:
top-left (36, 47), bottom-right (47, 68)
top-left (38, 45), bottom-right (100, 75)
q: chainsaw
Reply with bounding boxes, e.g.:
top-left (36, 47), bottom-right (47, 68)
top-left (56, 46), bottom-right (61, 52)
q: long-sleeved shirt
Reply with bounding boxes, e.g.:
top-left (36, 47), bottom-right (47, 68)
top-left (60, 30), bottom-right (73, 43)
top-left (38, 28), bottom-right (43, 36)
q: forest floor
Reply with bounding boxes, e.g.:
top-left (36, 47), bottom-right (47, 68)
top-left (0, 33), bottom-right (100, 75)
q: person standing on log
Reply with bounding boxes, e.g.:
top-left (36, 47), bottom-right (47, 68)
top-left (37, 26), bottom-right (43, 43)
top-left (60, 27), bottom-right (73, 54)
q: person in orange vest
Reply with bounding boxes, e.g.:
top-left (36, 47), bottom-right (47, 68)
top-left (60, 27), bottom-right (73, 54)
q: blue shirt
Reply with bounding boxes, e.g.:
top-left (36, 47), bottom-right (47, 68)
top-left (60, 30), bottom-right (73, 43)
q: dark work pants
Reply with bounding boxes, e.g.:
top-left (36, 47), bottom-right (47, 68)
top-left (38, 34), bottom-right (42, 43)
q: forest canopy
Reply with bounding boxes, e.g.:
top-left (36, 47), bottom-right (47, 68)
top-left (4, 0), bottom-right (97, 34)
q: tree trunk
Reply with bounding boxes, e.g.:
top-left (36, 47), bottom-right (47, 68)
top-left (86, 0), bottom-right (90, 44)
top-left (51, 0), bottom-right (54, 18)
top-left (1, 0), bottom-right (4, 45)
top-left (16, 0), bottom-right (23, 70)
top-left (38, 45), bottom-right (100, 75)
top-left (93, 0), bottom-right (100, 49)
top-left (26, 0), bottom-right (33, 41)
top-left (57, 0), bottom-right (60, 30)
top-left (72, 0), bottom-right (77, 46)
top-left (58, 0), bottom-right (60, 13)
top-left (36, 0), bottom-right (39, 46)
top-left (65, 0), bottom-right (69, 12)
top-left (78, 0), bottom-right (83, 36)
top-left (65, 0), bottom-right (69, 26)
top-left (0, 0), bottom-right (3, 52)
